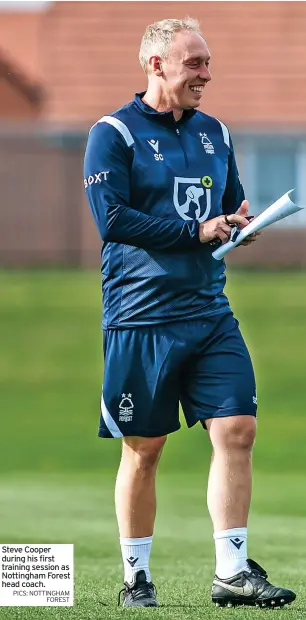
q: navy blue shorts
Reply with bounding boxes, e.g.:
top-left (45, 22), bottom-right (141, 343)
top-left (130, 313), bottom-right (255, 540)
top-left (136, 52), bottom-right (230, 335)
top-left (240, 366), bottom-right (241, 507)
top-left (99, 312), bottom-right (257, 438)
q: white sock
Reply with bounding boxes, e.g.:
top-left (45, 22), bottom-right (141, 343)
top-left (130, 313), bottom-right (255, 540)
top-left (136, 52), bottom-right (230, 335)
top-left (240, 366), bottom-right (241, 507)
top-left (120, 536), bottom-right (152, 584)
top-left (214, 527), bottom-right (249, 579)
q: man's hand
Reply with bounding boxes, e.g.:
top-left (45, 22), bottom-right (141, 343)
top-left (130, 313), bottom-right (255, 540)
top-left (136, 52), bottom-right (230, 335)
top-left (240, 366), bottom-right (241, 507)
top-left (199, 200), bottom-right (250, 244)
top-left (235, 200), bottom-right (260, 246)
top-left (199, 200), bottom-right (260, 246)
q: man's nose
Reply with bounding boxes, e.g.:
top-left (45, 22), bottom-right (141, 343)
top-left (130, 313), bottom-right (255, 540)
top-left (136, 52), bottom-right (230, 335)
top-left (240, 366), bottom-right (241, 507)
top-left (199, 66), bottom-right (212, 82)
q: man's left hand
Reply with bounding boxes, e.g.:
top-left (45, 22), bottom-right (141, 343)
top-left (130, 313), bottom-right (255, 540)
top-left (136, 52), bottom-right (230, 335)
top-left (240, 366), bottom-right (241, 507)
top-left (235, 200), bottom-right (261, 246)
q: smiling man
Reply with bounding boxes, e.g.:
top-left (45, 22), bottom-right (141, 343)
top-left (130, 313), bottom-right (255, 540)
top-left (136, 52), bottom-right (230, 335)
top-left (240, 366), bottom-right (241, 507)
top-left (140, 20), bottom-right (212, 115)
top-left (84, 17), bottom-right (296, 609)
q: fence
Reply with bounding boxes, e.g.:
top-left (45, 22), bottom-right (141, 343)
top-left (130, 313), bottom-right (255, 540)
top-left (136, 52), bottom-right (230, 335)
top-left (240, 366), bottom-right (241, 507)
top-left (0, 128), bottom-right (305, 268)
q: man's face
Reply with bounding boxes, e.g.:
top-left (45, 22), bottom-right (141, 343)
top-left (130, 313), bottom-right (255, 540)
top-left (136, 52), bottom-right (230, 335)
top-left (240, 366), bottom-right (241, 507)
top-left (159, 30), bottom-right (212, 110)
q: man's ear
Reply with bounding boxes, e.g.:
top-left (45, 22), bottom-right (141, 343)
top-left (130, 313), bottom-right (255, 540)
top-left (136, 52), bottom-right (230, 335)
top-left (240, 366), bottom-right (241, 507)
top-left (149, 56), bottom-right (163, 75)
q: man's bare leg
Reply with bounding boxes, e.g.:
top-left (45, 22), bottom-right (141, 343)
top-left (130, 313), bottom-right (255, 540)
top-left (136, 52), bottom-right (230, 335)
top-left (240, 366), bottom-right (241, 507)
top-left (115, 435), bottom-right (167, 583)
top-left (207, 415), bottom-right (296, 608)
top-left (206, 415), bottom-right (256, 578)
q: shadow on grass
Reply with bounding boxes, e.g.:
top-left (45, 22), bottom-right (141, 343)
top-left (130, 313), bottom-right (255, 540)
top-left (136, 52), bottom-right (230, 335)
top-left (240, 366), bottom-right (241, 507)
top-left (99, 601), bottom-right (208, 609)
top-left (160, 604), bottom-right (207, 608)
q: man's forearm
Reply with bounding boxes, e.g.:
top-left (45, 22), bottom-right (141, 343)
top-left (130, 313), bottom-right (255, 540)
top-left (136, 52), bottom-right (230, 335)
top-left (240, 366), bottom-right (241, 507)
top-left (94, 202), bottom-right (202, 251)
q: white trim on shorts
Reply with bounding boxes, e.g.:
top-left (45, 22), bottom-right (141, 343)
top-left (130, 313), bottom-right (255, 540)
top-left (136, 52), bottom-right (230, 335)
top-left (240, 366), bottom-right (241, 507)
top-left (100, 391), bottom-right (123, 438)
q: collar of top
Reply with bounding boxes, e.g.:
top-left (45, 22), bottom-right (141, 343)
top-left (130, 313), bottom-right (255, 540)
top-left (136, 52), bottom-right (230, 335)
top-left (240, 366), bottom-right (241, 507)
top-left (133, 91), bottom-right (196, 126)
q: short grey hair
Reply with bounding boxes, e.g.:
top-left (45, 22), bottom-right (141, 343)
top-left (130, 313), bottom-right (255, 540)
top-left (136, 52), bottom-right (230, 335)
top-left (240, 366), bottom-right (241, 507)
top-left (139, 17), bottom-right (201, 74)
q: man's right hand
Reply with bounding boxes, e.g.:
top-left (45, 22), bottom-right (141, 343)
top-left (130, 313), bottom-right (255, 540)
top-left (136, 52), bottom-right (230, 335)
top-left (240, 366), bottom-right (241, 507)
top-left (199, 213), bottom-right (250, 244)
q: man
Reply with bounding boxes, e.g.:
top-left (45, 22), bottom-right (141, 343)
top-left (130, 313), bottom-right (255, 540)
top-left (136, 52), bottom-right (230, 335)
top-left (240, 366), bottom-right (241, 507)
top-left (84, 18), bottom-right (296, 609)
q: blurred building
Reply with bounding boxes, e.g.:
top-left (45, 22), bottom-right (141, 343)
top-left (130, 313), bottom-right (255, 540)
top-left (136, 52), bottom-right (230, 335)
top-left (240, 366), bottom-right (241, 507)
top-left (0, 1), bottom-right (305, 266)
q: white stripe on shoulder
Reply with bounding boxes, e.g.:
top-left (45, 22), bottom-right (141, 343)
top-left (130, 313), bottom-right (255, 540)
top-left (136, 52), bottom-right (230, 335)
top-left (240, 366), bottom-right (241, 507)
top-left (216, 118), bottom-right (230, 148)
top-left (95, 115), bottom-right (134, 147)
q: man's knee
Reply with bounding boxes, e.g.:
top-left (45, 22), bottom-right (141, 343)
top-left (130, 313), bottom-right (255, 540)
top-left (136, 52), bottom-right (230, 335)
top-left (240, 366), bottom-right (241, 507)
top-left (122, 435), bottom-right (167, 470)
top-left (207, 415), bottom-right (256, 451)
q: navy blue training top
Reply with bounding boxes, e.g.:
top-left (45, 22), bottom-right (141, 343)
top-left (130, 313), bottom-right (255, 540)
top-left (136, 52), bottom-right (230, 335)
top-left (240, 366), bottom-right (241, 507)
top-left (84, 92), bottom-right (244, 328)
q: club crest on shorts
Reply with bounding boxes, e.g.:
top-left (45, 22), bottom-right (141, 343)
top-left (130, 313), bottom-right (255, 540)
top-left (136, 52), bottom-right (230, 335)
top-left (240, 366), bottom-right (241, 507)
top-left (119, 393), bottom-right (134, 422)
top-left (173, 176), bottom-right (213, 222)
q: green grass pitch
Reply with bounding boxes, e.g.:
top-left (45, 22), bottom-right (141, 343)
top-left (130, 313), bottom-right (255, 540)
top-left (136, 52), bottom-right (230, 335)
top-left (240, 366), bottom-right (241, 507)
top-left (0, 269), bottom-right (306, 619)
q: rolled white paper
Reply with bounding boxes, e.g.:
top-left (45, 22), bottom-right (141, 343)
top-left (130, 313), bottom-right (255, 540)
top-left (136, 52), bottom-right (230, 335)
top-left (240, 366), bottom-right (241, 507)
top-left (212, 189), bottom-right (303, 260)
